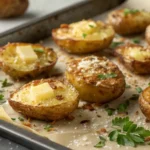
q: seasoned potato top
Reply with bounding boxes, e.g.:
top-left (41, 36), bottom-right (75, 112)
top-left (66, 56), bottom-right (124, 87)
top-left (108, 8), bottom-right (150, 25)
top-left (53, 20), bottom-right (114, 40)
top-left (141, 87), bottom-right (150, 103)
top-left (11, 79), bottom-right (79, 106)
top-left (0, 43), bottom-right (57, 71)
top-left (116, 44), bottom-right (150, 62)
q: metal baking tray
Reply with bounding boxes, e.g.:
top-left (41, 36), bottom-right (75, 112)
top-left (0, 0), bottom-right (125, 150)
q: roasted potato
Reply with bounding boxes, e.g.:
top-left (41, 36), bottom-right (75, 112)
top-left (139, 87), bottom-right (150, 120)
top-left (9, 78), bottom-right (79, 121)
top-left (107, 8), bottom-right (150, 35)
top-left (145, 25), bottom-right (150, 45)
top-left (0, 0), bottom-right (28, 18)
top-left (115, 44), bottom-right (150, 74)
top-left (66, 56), bottom-right (125, 103)
top-left (0, 43), bottom-right (57, 79)
top-left (52, 20), bottom-right (115, 54)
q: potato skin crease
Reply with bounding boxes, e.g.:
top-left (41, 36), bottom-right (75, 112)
top-left (115, 44), bottom-right (150, 74)
top-left (0, 43), bottom-right (57, 79)
top-left (52, 20), bottom-right (115, 54)
top-left (9, 79), bottom-right (79, 121)
top-left (66, 56), bottom-right (125, 103)
top-left (0, 0), bottom-right (29, 18)
top-left (139, 87), bottom-right (150, 120)
top-left (108, 9), bottom-right (150, 35)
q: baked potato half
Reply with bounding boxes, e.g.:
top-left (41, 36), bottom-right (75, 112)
top-left (52, 20), bottom-right (115, 54)
top-left (66, 56), bottom-right (125, 103)
top-left (107, 8), bottom-right (150, 35)
top-left (0, 0), bottom-right (28, 18)
top-left (115, 44), bottom-right (150, 74)
top-left (9, 78), bottom-right (79, 121)
top-left (139, 87), bottom-right (150, 120)
top-left (0, 43), bottom-right (57, 79)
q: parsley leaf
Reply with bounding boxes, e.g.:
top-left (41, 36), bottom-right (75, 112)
top-left (34, 49), bottom-right (44, 53)
top-left (132, 38), bottom-right (140, 44)
top-left (124, 8), bottom-right (139, 16)
top-left (136, 87), bottom-right (142, 93)
top-left (105, 107), bottom-right (115, 116)
top-left (148, 83), bottom-right (150, 86)
top-left (89, 24), bottom-right (94, 28)
top-left (94, 136), bottom-right (106, 148)
top-left (117, 101), bottom-right (129, 113)
top-left (44, 124), bottom-right (53, 131)
top-left (0, 94), bottom-right (4, 100)
top-left (98, 73), bottom-right (117, 80)
top-left (1, 79), bottom-right (13, 88)
top-left (18, 117), bottom-right (24, 122)
top-left (125, 84), bottom-right (131, 88)
top-left (110, 41), bottom-right (123, 48)
top-left (82, 33), bottom-right (87, 38)
top-left (11, 118), bottom-right (16, 121)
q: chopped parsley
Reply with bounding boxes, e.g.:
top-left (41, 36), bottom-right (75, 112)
top-left (1, 79), bottom-right (13, 88)
top-left (105, 105), bottom-right (115, 116)
top-left (11, 118), bottom-right (16, 121)
top-left (34, 49), bottom-right (44, 53)
top-left (0, 94), bottom-right (4, 100)
top-left (117, 101), bottom-right (129, 113)
top-left (18, 117), bottom-right (24, 122)
top-left (125, 84), bottom-right (131, 88)
top-left (124, 8), bottom-right (139, 16)
top-left (89, 24), bottom-right (94, 28)
top-left (44, 124), bottom-right (53, 131)
top-left (94, 136), bottom-right (106, 148)
top-left (110, 41), bottom-right (123, 48)
top-left (82, 33), bottom-right (87, 38)
top-left (98, 73), bottom-right (117, 80)
top-left (136, 87), bottom-right (142, 93)
top-left (148, 83), bottom-right (150, 86)
top-left (108, 117), bottom-right (150, 147)
top-left (132, 38), bottom-right (140, 44)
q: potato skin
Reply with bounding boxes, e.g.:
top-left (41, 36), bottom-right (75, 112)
top-left (0, 43), bottom-right (57, 79)
top-left (9, 79), bottom-right (79, 121)
top-left (115, 44), bottom-right (150, 74)
top-left (145, 25), bottom-right (150, 45)
top-left (139, 87), bottom-right (150, 120)
top-left (0, 0), bottom-right (28, 18)
top-left (52, 20), bottom-right (114, 54)
top-left (66, 56), bottom-right (125, 103)
top-left (108, 9), bottom-right (150, 35)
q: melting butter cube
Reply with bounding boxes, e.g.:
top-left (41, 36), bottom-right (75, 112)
top-left (16, 45), bottom-right (38, 63)
top-left (30, 82), bottom-right (54, 102)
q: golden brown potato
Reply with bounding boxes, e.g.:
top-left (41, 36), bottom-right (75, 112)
top-left (115, 44), bottom-right (150, 74)
top-left (145, 25), bottom-right (150, 45)
top-left (66, 56), bottom-right (125, 103)
top-left (139, 87), bottom-right (150, 120)
top-left (107, 8), bottom-right (150, 35)
top-left (0, 43), bottom-right (57, 79)
top-left (9, 78), bottom-right (79, 121)
top-left (0, 0), bottom-right (29, 18)
top-left (52, 20), bottom-right (115, 54)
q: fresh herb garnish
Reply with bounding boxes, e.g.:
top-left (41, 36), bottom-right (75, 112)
top-left (132, 38), bottom-right (140, 44)
top-left (125, 84), bottom-right (131, 88)
top-left (1, 79), bottom-right (13, 88)
top-left (108, 117), bottom-right (150, 147)
top-left (110, 42), bottom-right (123, 48)
top-left (124, 8), bottom-right (139, 16)
top-left (105, 107), bottom-right (115, 116)
top-left (94, 136), bottom-right (106, 148)
top-left (82, 33), bottom-right (87, 38)
top-left (44, 124), bottom-right (53, 131)
top-left (117, 101), bottom-right (129, 113)
top-left (89, 24), bottom-right (94, 28)
top-left (34, 49), bottom-right (44, 53)
top-left (0, 94), bottom-right (4, 100)
top-left (11, 118), bottom-right (16, 121)
top-left (98, 73), bottom-right (117, 80)
top-left (136, 87), bottom-right (142, 93)
top-left (148, 83), bottom-right (150, 86)
top-left (18, 117), bottom-right (24, 122)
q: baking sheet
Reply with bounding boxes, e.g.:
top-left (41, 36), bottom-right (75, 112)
top-left (1, 0), bottom-right (150, 150)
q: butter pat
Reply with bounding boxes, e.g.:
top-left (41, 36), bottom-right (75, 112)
top-left (16, 45), bottom-right (38, 63)
top-left (30, 82), bottom-right (54, 102)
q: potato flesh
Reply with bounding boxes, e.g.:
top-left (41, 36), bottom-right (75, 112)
top-left (56, 20), bottom-right (114, 40)
top-left (0, 45), bottom-right (53, 71)
top-left (11, 81), bottom-right (78, 106)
